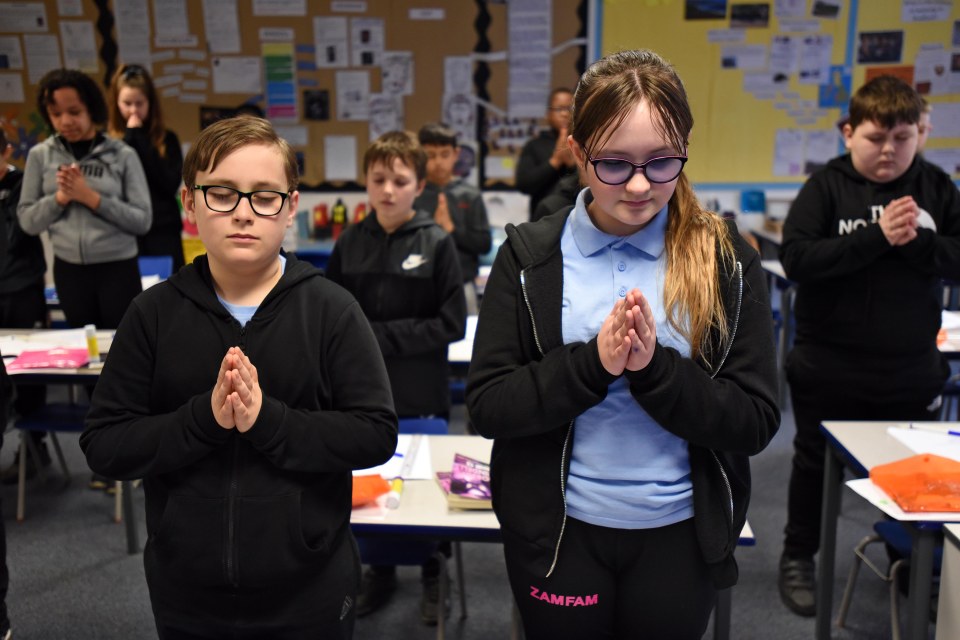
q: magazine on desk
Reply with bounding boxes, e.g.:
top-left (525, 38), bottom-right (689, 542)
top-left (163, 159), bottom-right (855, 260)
top-left (436, 452), bottom-right (492, 510)
top-left (5, 347), bottom-right (90, 373)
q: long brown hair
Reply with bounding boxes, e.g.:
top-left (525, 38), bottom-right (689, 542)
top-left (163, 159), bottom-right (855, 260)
top-left (108, 64), bottom-right (168, 157)
top-left (571, 49), bottom-right (735, 363)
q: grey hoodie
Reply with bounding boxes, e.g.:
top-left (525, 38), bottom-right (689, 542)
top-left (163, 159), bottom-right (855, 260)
top-left (18, 133), bottom-right (152, 264)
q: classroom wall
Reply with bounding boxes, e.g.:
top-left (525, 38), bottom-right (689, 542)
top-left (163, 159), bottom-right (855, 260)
top-left (0, 0), bottom-right (587, 189)
top-left (602, 0), bottom-right (960, 189)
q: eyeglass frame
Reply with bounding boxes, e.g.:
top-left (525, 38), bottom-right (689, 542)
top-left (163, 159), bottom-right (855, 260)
top-left (192, 184), bottom-right (292, 217)
top-left (585, 153), bottom-right (688, 185)
top-left (121, 64), bottom-right (147, 79)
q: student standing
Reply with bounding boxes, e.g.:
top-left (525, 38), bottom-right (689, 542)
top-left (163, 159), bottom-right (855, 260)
top-left (109, 64), bottom-right (186, 271)
top-left (0, 128), bottom-right (50, 484)
top-left (777, 75), bottom-right (960, 617)
top-left (414, 122), bottom-right (492, 314)
top-left (515, 87), bottom-right (577, 220)
top-left (80, 117), bottom-right (397, 638)
top-left (0, 350), bottom-right (13, 640)
top-left (17, 68), bottom-right (151, 333)
top-left (326, 131), bottom-right (467, 625)
top-left (466, 49), bottom-right (780, 639)
top-left (17, 68), bottom-right (150, 490)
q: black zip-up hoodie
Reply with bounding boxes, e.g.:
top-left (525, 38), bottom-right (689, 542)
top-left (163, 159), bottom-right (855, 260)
top-left (326, 210), bottom-right (466, 417)
top-left (780, 155), bottom-right (960, 403)
top-left (466, 207), bottom-right (780, 589)
top-left (81, 254), bottom-right (397, 627)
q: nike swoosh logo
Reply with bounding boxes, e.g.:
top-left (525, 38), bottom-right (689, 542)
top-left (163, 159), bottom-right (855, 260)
top-left (402, 254), bottom-right (429, 270)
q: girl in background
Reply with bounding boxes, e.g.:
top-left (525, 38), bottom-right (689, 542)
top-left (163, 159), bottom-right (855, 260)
top-left (109, 64), bottom-right (185, 271)
top-left (466, 49), bottom-right (780, 639)
top-left (18, 68), bottom-right (151, 492)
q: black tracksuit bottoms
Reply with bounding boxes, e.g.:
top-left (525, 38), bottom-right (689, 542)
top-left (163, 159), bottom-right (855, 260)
top-left (783, 371), bottom-right (939, 558)
top-left (504, 516), bottom-right (715, 640)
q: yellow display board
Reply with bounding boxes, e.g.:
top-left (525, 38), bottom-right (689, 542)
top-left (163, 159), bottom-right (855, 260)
top-left (602, 0), bottom-right (960, 186)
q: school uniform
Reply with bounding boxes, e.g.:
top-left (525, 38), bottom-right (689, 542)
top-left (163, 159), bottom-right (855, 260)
top-left (123, 128), bottom-right (185, 271)
top-left (780, 154), bottom-right (960, 558)
top-left (18, 133), bottom-right (152, 330)
top-left (80, 254), bottom-right (398, 636)
top-left (326, 210), bottom-right (467, 418)
top-left (466, 191), bottom-right (780, 638)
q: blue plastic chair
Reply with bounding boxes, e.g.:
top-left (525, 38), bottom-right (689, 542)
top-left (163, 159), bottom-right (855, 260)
top-left (837, 520), bottom-right (943, 639)
top-left (357, 417), bottom-right (466, 636)
top-left (137, 255), bottom-right (174, 281)
top-left (14, 403), bottom-right (122, 522)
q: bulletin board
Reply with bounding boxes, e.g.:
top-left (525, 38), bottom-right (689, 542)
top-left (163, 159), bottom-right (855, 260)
top-left (601, 0), bottom-right (960, 186)
top-left (0, 0), bottom-right (587, 189)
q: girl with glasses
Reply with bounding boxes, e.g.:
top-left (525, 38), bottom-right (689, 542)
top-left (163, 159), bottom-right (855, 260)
top-left (109, 64), bottom-right (186, 271)
top-left (466, 49), bottom-right (780, 639)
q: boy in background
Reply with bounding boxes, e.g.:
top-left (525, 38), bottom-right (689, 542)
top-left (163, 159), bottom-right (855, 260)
top-left (777, 75), bottom-right (960, 617)
top-left (81, 117), bottom-right (398, 637)
top-left (326, 131), bottom-right (467, 625)
top-left (0, 128), bottom-right (49, 484)
top-left (414, 123), bottom-right (491, 314)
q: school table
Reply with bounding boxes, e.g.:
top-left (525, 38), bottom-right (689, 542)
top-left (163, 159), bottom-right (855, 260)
top-left (3, 328), bottom-right (137, 554)
top-left (353, 434), bottom-right (755, 640)
top-left (816, 421), bottom-right (960, 640)
top-left (936, 524), bottom-right (960, 640)
top-left (446, 315), bottom-right (477, 376)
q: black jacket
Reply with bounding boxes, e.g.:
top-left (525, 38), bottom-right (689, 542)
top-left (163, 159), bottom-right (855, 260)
top-left (414, 180), bottom-right (492, 282)
top-left (81, 254), bottom-right (397, 626)
top-left (326, 211), bottom-right (467, 417)
top-left (0, 166), bottom-right (45, 295)
top-left (466, 208), bottom-right (780, 588)
top-left (515, 130), bottom-right (575, 219)
top-left (123, 128), bottom-right (183, 236)
top-left (781, 154), bottom-right (960, 402)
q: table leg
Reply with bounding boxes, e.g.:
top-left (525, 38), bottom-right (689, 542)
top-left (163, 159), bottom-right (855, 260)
top-left (122, 480), bottom-right (139, 554)
top-left (816, 446), bottom-right (843, 640)
top-left (905, 530), bottom-right (935, 640)
top-left (713, 588), bottom-right (731, 640)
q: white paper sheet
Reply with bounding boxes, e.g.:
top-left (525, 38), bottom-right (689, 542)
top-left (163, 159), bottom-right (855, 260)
top-left (353, 435), bottom-right (434, 480)
top-left (887, 426), bottom-right (960, 462)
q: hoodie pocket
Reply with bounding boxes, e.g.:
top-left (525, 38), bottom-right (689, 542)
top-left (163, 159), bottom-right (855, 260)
top-left (152, 494), bottom-right (227, 588)
top-left (235, 492), bottom-right (325, 588)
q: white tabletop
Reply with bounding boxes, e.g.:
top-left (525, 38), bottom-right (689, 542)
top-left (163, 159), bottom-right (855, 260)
top-left (447, 315), bottom-right (477, 365)
top-left (351, 435), bottom-right (499, 533)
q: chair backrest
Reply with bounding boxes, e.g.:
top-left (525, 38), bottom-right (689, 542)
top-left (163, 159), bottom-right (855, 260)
top-left (138, 255), bottom-right (174, 281)
top-left (398, 417), bottom-right (448, 435)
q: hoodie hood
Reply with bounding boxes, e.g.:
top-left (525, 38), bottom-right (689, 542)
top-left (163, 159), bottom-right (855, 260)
top-left (168, 252), bottom-right (323, 320)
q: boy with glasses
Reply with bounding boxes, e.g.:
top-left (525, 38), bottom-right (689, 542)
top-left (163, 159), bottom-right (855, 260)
top-left (81, 116), bottom-right (398, 638)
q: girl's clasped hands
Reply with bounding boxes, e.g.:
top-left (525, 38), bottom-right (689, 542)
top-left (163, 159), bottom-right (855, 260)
top-left (598, 288), bottom-right (657, 376)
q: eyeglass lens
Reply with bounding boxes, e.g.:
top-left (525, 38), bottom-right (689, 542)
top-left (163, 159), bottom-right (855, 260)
top-left (202, 186), bottom-right (285, 216)
top-left (594, 156), bottom-right (685, 185)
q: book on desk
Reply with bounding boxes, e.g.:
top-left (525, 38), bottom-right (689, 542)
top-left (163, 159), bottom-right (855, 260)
top-left (435, 452), bottom-right (492, 510)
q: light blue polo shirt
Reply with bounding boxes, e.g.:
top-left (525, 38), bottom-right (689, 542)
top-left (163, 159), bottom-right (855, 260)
top-left (562, 189), bottom-right (693, 530)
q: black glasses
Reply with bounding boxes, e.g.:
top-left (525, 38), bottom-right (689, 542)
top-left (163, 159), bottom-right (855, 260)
top-left (548, 105), bottom-right (572, 113)
top-left (586, 153), bottom-right (687, 185)
top-left (193, 185), bottom-right (291, 217)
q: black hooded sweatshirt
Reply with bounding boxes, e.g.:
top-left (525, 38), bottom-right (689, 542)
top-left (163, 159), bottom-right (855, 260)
top-left (81, 254), bottom-right (397, 628)
top-left (780, 154), bottom-right (960, 403)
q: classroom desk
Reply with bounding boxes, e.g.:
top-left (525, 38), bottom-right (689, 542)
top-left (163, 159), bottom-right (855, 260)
top-left (936, 524), bottom-right (960, 640)
top-left (356, 435), bottom-right (755, 640)
top-left (816, 421), bottom-right (959, 640)
top-left (447, 315), bottom-right (477, 376)
top-left (1, 328), bottom-right (138, 553)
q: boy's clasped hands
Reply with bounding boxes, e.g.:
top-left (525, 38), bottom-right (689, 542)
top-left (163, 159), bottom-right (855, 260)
top-left (598, 288), bottom-right (657, 376)
top-left (880, 195), bottom-right (919, 246)
top-left (212, 346), bottom-right (262, 432)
